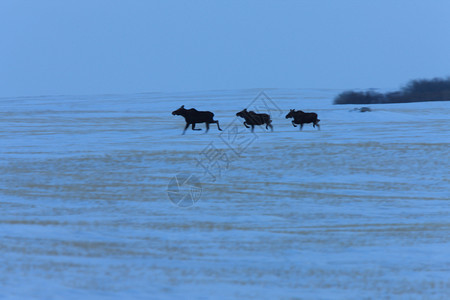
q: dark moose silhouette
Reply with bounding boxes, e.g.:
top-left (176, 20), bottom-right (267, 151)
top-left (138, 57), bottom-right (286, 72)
top-left (236, 109), bottom-right (273, 132)
top-left (285, 109), bottom-right (320, 130)
top-left (172, 105), bottom-right (222, 134)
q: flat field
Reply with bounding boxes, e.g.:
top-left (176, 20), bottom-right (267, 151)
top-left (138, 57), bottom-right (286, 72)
top-left (0, 89), bottom-right (448, 299)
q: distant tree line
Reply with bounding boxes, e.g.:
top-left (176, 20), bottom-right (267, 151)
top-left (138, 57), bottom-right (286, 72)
top-left (334, 77), bottom-right (450, 104)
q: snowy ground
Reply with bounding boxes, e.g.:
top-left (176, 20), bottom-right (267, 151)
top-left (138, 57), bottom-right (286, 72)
top-left (0, 89), bottom-right (449, 299)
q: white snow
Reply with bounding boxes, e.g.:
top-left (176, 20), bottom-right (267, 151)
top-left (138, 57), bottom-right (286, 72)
top-left (0, 89), bottom-right (449, 299)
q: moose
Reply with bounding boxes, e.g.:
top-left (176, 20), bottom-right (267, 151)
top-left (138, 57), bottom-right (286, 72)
top-left (285, 109), bottom-right (320, 130)
top-left (236, 109), bottom-right (273, 132)
top-left (172, 105), bottom-right (222, 134)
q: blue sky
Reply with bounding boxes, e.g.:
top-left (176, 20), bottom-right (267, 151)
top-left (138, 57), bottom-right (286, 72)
top-left (1, 0), bottom-right (449, 97)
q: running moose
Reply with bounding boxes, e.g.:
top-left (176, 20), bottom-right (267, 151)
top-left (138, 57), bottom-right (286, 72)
top-left (236, 109), bottom-right (273, 132)
top-left (172, 105), bottom-right (222, 135)
top-left (285, 109), bottom-right (320, 130)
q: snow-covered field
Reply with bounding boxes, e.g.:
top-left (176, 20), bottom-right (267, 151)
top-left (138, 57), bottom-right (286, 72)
top-left (0, 89), bottom-right (449, 299)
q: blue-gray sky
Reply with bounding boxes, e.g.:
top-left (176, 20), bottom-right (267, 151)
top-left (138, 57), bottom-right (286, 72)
top-left (1, 0), bottom-right (449, 97)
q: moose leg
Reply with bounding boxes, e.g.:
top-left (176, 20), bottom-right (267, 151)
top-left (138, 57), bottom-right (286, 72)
top-left (251, 125), bottom-right (255, 132)
top-left (243, 122), bottom-right (250, 128)
top-left (192, 123), bottom-right (202, 131)
top-left (205, 122), bottom-right (210, 133)
top-left (291, 121), bottom-right (297, 127)
top-left (214, 120), bottom-right (222, 131)
top-left (299, 124), bottom-right (303, 131)
top-left (182, 123), bottom-right (190, 135)
top-left (268, 123), bottom-right (273, 132)
top-left (315, 122), bottom-right (320, 130)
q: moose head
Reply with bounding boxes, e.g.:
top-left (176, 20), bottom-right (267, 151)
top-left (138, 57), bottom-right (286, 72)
top-left (172, 105), bottom-right (186, 116)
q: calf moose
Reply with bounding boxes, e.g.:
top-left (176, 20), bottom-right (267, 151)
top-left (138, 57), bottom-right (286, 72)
top-left (172, 105), bottom-right (222, 135)
top-left (236, 109), bottom-right (273, 132)
top-left (285, 109), bottom-right (320, 130)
